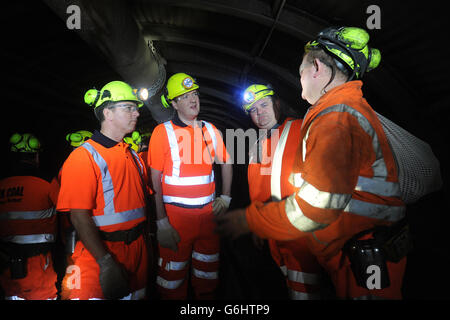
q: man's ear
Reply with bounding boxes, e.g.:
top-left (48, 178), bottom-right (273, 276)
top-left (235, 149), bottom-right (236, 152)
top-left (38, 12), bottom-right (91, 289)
top-left (171, 100), bottom-right (179, 111)
top-left (103, 107), bottom-right (113, 121)
top-left (313, 58), bottom-right (330, 78)
top-left (313, 58), bottom-right (320, 72)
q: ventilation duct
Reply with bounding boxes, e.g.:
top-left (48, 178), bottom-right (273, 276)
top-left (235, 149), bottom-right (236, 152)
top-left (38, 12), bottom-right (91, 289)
top-left (43, 0), bottom-right (174, 123)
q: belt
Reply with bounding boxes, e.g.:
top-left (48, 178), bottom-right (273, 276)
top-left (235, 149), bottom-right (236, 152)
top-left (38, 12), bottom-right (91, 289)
top-left (0, 241), bottom-right (53, 259)
top-left (99, 221), bottom-right (146, 245)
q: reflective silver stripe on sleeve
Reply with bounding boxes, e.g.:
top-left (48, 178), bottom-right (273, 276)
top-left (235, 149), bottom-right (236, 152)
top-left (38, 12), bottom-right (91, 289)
top-left (298, 181), bottom-right (352, 210)
top-left (1, 233), bottom-right (55, 244)
top-left (355, 176), bottom-right (401, 197)
top-left (285, 194), bottom-right (328, 232)
top-left (344, 199), bottom-right (405, 222)
top-left (313, 104), bottom-right (388, 179)
top-left (0, 207), bottom-right (55, 220)
top-left (192, 251), bottom-right (219, 263)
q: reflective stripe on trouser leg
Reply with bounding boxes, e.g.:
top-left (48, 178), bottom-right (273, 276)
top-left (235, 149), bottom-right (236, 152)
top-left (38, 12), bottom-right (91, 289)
top-left (156, 245), bottom-right (191, 300)
top-left (191, 249), bottom-right (220, 299)
top-left (271, 237), bottom-right (324, 300)
top-left (279, 265), bottom-right (322, 300)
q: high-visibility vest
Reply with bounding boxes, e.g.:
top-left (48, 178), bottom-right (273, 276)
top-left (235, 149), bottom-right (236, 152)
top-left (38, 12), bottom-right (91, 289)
top-left (247, 119), bottom-right (302, 203)
top-left (161, 120), bottom-right (217, 208)
top-left (245, 81), bottom-right (405, 260)
top-left (0, 176), bottom-right (56, 244)
top-left (286, 81), bottom-right (405, 256)
top-left (78, 141), bottom-right (146, 230)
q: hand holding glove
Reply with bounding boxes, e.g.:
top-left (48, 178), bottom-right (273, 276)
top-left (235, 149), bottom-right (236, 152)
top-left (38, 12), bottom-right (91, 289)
top-left (97, 253), bottom-right (130, 300)
top-left (156, 217), bottom-right (181, 252)
top-left (212, 195), bottom-right (232, 216)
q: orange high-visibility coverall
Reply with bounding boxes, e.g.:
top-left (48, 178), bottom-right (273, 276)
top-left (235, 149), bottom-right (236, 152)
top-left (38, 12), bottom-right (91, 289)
top-left (246, 81), bottom-right (406, 299)
top-left (150, 116), bottom-right (229, 299)
top-left (57, 134), bottom-right (150, 300)
top-left (247, 118), bottom-right (324, 299)
top-left (0, 176), bottom-right (58, 300)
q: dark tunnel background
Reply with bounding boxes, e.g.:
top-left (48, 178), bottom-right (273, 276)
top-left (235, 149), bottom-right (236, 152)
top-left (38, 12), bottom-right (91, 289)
top-left (1, 0), bottom-right (449, 300)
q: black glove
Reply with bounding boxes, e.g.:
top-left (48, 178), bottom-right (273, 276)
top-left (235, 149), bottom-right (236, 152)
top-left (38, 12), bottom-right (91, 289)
top-left (97, 253), bottom-right (130, 300)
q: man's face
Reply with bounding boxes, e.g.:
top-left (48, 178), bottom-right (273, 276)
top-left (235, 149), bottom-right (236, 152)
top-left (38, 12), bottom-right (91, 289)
top-left (248, 96), bottom-right (277, 129)
top-left (299, 55), bottom-right (318, 105)
top-left (172, 90), bottom-right (200, 120)
top-left (108, 102), bottom-right (140, 134)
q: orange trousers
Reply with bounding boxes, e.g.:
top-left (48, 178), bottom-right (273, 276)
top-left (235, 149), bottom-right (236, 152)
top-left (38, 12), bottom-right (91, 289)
top-left (319, 249), bottom-right (406, 299)
top-left (157, 203), bottom-right (219, 300)
top-left (269, 237), bottom-right (324, 299)
top-left (271, 233), bottom-right (406, 300)
top-left (60, 235), bottom-right (148, 300)
top-left (0, 252), bottom-right (57, 300)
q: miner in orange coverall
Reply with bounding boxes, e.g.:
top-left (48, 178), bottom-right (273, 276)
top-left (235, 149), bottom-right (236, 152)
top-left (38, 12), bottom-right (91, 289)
top-left (0, 133), bottom-right (58, 300)
top-left (241, 83), bottom-right (326, 299)
top-left (150, 73), bottom-right (233, 299)
top-left (216, 27), bottom-right (409, 300)
top-left (57, 81), bottom-right (152, 300)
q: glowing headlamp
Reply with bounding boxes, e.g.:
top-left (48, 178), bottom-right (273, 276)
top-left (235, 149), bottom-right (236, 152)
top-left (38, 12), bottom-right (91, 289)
top-left (243, 91), bottom-right (255, 104)
top-left (182, 77), bottom-right (194, 89)
top-left (134, 88), bottom-right (149, 101)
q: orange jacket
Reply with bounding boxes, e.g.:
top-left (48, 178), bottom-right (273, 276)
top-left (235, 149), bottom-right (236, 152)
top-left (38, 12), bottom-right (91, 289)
top-left (149, 117), bottom-right (229, 208)
top-left (247, 118), bottom-right (303, 202)
top-left (0, 176), bottom-right (56, 243)
top-left (57, 139), bottom-right (149, 232)
top-left (246, 81), bottom-right (405, 260)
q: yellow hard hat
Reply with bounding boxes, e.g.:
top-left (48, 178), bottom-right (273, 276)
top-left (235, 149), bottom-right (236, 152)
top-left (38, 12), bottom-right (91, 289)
top-left (161, 73), bottom-right (199, 108)
top-left (66, 130), bottom-right (93, 147)
top-left (84, 81), bottom-right (144, 109)
top-left (304, 26), bottom-right (381, 79)
top-left (242, 84), bottom-right (274, 112)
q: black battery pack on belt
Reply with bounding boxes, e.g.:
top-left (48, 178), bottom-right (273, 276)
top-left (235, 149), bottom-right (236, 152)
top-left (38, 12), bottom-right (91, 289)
top-left (346, 238), bottom-right (390, 289)
top-left (10, 256), bottom-right (28, 279)
top-left (375, 223), bottom-right (414, 263)
top-left (344, 219), bottom-right (413, 290)
top-left (1, 242), bottom-right (53, 280)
